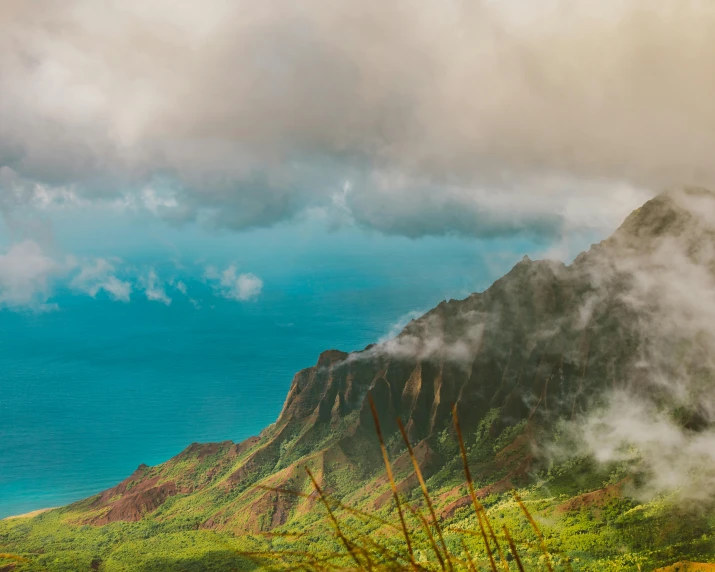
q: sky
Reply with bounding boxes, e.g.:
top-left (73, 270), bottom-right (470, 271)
top-left (5, 0), bottom-right (715, 307)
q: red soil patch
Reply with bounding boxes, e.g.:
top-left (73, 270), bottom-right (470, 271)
top-left (84, 466), bottom-right (186, 525)
top-left (439, 475), bottom-right (515, 519)
top-left (372, 440), bottom-right (439, 510)
top-left (555, 481), bottom-right (624, 514)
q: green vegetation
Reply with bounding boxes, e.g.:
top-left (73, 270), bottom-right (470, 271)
top-left (1, 402), bottom-right (712, 571)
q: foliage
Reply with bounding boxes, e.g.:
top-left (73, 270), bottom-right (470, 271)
top-left (2, 404), bottom-right (713, 572)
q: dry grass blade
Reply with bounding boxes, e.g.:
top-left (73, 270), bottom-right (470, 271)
top-left (448, 528), bottom-right (483, 538)
top-left (460, 538), bottom-right (478, 572)
top-left (512, 491), bottom-right (554, 572)
top-left (341, 518), bottom-right (430, 572)
top-left (254, 484), bottom-right (310, 499)
top-left (255, 484), bottom-right (401, 532)
top-left (368, 392), bottom-right (418, 570)
top-left (451, 403), bottom-right (498, 572)
top-left (306, 466), bottom-right (364, 570)
top-left (502, 526), bottom-right (525, 572)
top-left (360, 544), bottom-right (377, 572)
top-left (450, 404), bottom-right (509, 571)
top-left (406, 504), bottom-right (446, 571)
top-left (480, 507), bottom-right (509, 571)
top-left (484, 519), bottom-right (509, 569)
top-left (352, 524), bottom-right (429, 572)
top-left (397, 417), bottom-right (453, 572)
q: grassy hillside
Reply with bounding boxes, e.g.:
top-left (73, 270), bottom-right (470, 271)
top-left (2, 403), bottom-right (712, 571)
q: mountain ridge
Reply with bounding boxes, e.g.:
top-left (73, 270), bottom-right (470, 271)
top-left (78, 189), bottom-right (715, 529)
top-left (2, 189), bottom-right (714, 570)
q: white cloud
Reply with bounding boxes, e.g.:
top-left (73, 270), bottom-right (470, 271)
top-left (355, 308), bottom-right (487, 366)
top-left (70, 258), bottom-right (132, 302)
top-left (0, 240), bottom-right (61, 309)
top-left (378, 310), bottom-right (427, 344)
top-left (142, 269), bottom-right (171, 305)
top-left (233, 272), bottom-right (263, 301)
top-left (102, 276), bottom-right (132, 302)
top-left (173, 278), bottom-right (200, 308)
top-left (206, 265), bottom-right (263, 301)
top-left (140, 187), bottom-right (179, 215)
top-left (579, 391), bottom-right (715, 504)
top-left (0, 244), bottom-right (196, 310)
top-left (5, 1), bottom-right (714, 237)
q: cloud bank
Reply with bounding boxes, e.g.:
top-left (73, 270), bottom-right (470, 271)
top-left (0, 240), bottom-right (264, 310)
top-left (0, 240), bottom-right (61, 309)
top-left (142, 269), bottom-right (172, 306)
top-left (206, 265), bottom-right (263, 301)
top-left (579, 391), bottom-right (715, 504)
top-left (5, 0), bottom-right (714, 237)
top-left (369, 309), bottom-right (486, 365)
top-left (70, 257), bottom-right (132, 302)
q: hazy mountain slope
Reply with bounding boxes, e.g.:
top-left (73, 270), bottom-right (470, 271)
top-left (1, 190), bottom-right (714, 571)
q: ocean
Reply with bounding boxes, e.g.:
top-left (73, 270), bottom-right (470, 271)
top-left (0, 230), bottom-right (541, 518)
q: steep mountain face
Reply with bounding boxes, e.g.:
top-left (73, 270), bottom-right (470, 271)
top-left (67, 189), bottom-right (714, 535)
top-left (81, 255), bottom-right (598, 530)
top-left (275, 187), bottom-right (715, 448)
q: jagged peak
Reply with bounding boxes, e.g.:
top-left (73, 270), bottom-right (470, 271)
top-left (571, 187), bottom-right (715, 267)
top-left (615, 187), bottom-right (715, 242)
top-left (317, 349), bottom-right (348, 367)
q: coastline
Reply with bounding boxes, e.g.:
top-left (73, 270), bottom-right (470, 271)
top-left (3, 508), bottom-right (55, 521)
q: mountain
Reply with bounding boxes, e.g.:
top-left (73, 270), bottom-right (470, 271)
top-left (1, 190), bottom-right (714, 571)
